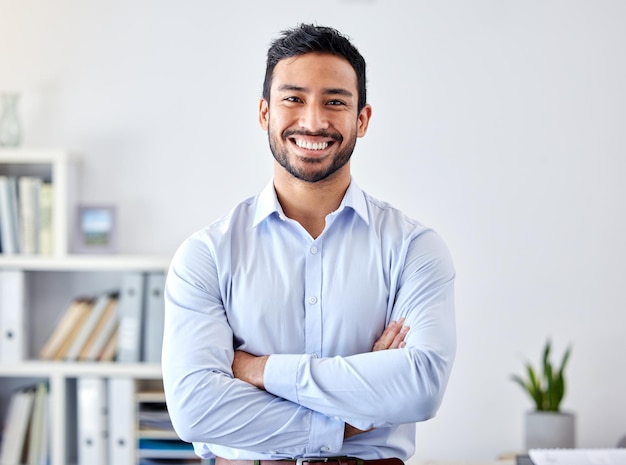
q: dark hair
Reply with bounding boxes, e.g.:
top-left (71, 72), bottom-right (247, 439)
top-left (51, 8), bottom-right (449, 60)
top-left (263, 24), bottom-right (367, 112)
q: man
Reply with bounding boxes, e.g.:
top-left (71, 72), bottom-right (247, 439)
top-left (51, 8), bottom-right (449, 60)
top-left (162, 24), bottom-right (456, 464)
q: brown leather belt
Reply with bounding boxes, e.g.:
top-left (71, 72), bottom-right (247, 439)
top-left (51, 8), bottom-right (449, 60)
top-left (216, 457), bottom-right (404, 465)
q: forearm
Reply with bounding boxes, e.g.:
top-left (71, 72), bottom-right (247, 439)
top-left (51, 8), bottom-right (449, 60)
top-left (264, 345), bottom-right (453, 430)
top-left (163, 242), bottom-right (345, 454)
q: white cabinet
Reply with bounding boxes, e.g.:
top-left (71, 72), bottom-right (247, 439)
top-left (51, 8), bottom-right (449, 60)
top-left (0, 150), bottom-right (192, 465)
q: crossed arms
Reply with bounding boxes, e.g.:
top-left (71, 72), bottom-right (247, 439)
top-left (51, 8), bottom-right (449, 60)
top-left (232, 319), bottom-right (410, 439)
top-left (162, 229), bottom-right (456, 455)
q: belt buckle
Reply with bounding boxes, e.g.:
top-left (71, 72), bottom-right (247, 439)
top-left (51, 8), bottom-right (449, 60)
top-left (296, 457), bottom-right (361, 465)
top-left (296, 459), bottom-right (331, 465)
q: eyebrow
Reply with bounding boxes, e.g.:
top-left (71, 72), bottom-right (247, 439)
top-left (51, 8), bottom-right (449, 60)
top-left (277, 84), bottom-right (354, 98)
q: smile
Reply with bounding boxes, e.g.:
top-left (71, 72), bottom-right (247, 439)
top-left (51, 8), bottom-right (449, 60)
top-left (294, 139), bottom-right (330, 151)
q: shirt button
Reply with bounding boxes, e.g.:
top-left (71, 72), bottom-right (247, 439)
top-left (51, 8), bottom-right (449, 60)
top-left (310, 246), bottom-right (318, 254)
top-left (321, 446), bottom-right (330, 452)
top-left (308, 296), bottom-right (318, 305)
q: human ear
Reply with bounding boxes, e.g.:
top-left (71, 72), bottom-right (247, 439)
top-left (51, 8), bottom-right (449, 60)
top-left (357, 104), bottom-right (372, 138)
top-left (259, 98), bottom-right (269, 130)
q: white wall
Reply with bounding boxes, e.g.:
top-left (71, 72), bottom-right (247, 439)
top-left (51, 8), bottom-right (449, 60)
top-left (1, 0), bottom-right (625, 461)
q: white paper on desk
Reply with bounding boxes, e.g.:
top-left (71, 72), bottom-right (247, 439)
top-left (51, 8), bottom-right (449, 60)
top-left (529, 448), bottom-right (626, 465)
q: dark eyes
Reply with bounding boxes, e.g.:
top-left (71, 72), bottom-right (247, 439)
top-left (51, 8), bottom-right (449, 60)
top-left (283, 96), bottom-right (346, 106)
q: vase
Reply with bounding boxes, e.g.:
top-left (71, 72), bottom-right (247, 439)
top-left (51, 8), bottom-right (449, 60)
top-left (525, 411), bottom-right (576, 450)
top-left (0, 93), bottom-right (22, 147)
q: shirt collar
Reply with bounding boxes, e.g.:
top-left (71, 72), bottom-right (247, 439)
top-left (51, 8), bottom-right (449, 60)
top-left (252, 178), bottom-right (370, 228)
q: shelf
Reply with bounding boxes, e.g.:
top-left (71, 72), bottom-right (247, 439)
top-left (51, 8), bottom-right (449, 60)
top-left (0, 361), bottom-right (162, 378)
top-left (0, 254), bottom-right (171, 271)
top-left (138, 428), bottom-right (180, 440)
top-left (0, 149), bottom-right (176, 465)
top-left (137, 390), bottom-right (166, 402)
top-left (0, 148), bottom-right (72, 164)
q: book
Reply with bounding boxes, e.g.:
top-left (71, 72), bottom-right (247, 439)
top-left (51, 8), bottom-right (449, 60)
top-left (53, 298), bottom-right (94, 360)
top-left (0, 175), bottom-right (21, 254)
top-left (116, 273), bottom-right (146, 362)
top-left (79, 295), bottom-right (119, 362)
top-left (0, 387), bottom-right (36, 465)
top-left (39, 298), bottom-right (93, 360)
top-left (77, 377), bottom-right (108, 465)
top-left (26, 382), bottom-right (49, 465)
top-left (0, 269), bottom-right (27, 363)
top-left (137, 439), bottom-right (196, 459)
top-left (18, 176), bottom-right (42, 255)
top-left (98, 325), bottom-right (119, 362)
top-left (65, 292), bottom-right (116, 361)
top-left (142, 272), bottom-right (166, 363)
top-left (37, 182), bottom-right (53, 256)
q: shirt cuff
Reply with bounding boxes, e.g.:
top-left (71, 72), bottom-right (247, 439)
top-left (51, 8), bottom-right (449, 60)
top-left (307, 410), bottom-right (344, 454)
top-left (265, 354), bottom-right (344, 454)
top-left (264, 353), bottom-right (304, 404)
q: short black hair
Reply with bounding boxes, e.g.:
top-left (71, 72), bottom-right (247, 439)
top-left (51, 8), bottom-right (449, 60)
top-left (263, 24), bottom-right (367, 112)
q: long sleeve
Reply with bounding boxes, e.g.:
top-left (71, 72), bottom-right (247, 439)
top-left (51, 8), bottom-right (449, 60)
top-left (263, 228), bottom-right (456, 431)
top-left (162, 235), bottom-right (345, 457)
top-left (161, 181), bottom-right (456, 461)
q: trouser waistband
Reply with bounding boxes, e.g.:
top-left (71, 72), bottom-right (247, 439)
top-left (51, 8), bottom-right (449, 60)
top-left (215, 456), bottom-right (404, 465)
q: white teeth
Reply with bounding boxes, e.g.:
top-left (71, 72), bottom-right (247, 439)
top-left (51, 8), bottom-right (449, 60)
top-left (295, 139), bottom-right (329, 150)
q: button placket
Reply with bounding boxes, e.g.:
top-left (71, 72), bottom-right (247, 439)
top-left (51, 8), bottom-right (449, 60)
top-left (303, 240), bottom-right (323, 356)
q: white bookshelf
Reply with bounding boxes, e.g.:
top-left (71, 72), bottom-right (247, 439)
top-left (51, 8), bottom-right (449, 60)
top-left (0, 149), bottom-right (74, 257)
top-left (0, 150), bottom-right (176, 465)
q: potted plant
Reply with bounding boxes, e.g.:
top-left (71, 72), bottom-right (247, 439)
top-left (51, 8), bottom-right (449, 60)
top-left (511, 339), bottom-right (575, 450)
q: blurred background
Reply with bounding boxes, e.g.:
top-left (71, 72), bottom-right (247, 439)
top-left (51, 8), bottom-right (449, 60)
top-left (1, 0), bottom-right (625, 461)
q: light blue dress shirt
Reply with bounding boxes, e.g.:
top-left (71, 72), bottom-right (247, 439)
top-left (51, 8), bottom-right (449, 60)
top-left (162, 179), bottom-right (456, 461)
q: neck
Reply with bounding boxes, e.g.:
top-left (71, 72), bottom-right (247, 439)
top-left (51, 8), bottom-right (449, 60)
top-left (273, 162), bottom-right (351, 238)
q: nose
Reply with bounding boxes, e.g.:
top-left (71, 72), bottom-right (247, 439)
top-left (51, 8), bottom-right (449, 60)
top-left (298, 103), bottom-right (329, 132)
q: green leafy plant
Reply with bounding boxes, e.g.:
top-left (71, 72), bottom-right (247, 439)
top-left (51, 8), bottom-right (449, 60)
top-left (511, 339), bottom-right (572, 412)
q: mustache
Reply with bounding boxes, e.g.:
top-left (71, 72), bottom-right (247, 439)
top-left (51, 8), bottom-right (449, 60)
top-left (282, 129), bottom-right (343, 143)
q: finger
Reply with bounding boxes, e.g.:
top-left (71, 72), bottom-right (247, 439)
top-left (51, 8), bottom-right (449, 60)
top-left (372, 318), bottom-right (405, 351)
top-left (387, 325), bottom-right (409, 349)
top-left (372, 320), bottom-right (401, 351)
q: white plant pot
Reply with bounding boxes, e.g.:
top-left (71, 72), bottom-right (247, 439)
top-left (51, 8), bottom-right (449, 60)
top-left (525, 411), bottom-right (576, 450)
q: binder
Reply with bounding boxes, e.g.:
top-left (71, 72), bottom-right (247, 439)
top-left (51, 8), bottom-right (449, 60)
top-left (65, 292), bottom-right (115, 361)
top-left (18, 176), bottom-right (42, 255)
top-left (116, 272), bottom-right (146, 362)
top-left (38, 182), bottom-right (54, 256)
top-left (0, 175), bottom-right (20, 254)
top-left (107, 377), bottom-right (135, 465)
top-left (77, 377), bottom-right (108, 465)
top-left (0, 269), bottom-right (27, 363)
top-left (142, 272), bottom-right (166, 363)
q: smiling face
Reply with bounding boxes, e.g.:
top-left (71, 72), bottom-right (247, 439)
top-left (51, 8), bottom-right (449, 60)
top-left (259, 52), bottom-right (372, 184)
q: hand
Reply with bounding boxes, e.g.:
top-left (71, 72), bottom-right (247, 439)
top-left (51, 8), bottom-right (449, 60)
top-left (344, 423), bottom-right (373, 439)
top-left (372, 318), bottom-right (409, 351)
top-left (232, 350), bottom-right (269, 390)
